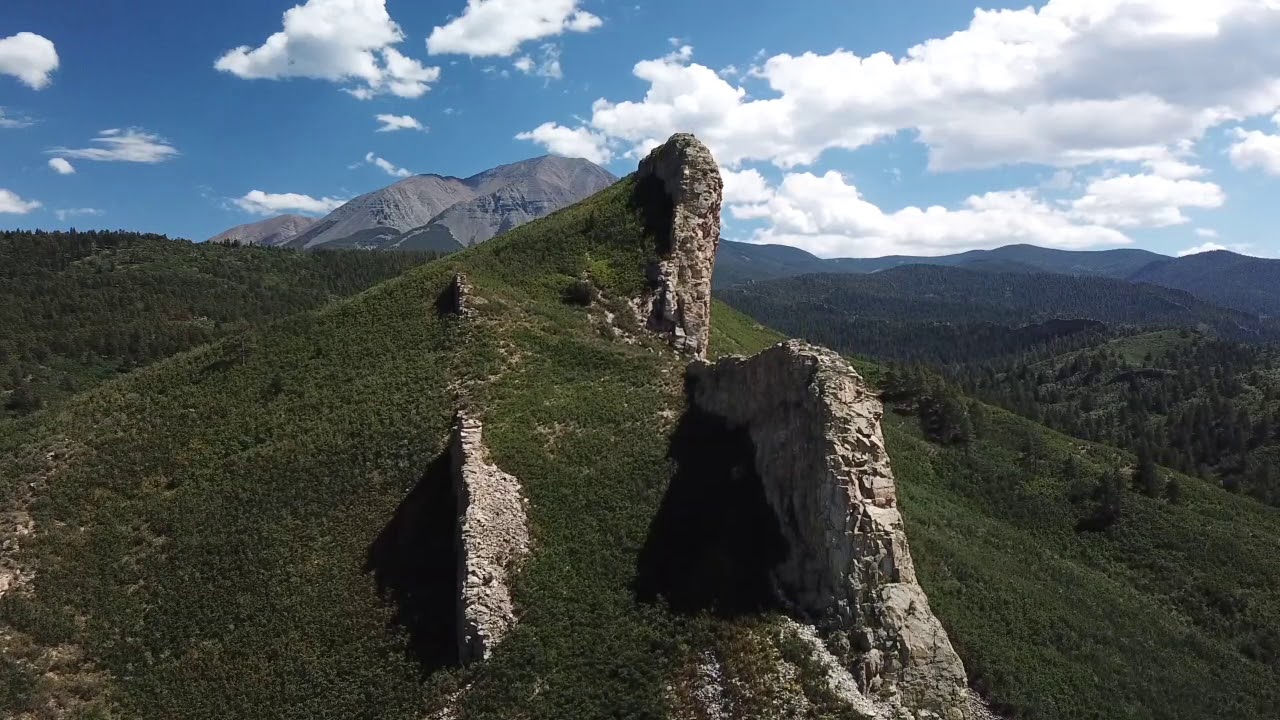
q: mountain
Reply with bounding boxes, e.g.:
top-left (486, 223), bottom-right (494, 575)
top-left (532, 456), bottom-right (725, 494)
top-left (715, 242), bottom-right (1280, 319)
top-left (0, 229), bottom-right (436, 415)
top-left (718, 265), bottom-right (1280, 366)
top-left (281, 155), bottom-right (616, 250)
top-left (205, 214), bottom-right (317, 246)
top-left (5, 136), bottom-right (1280, 720)
top-left (714, 240), bottom-right (1169, 287)
top-left (1129, 250), bottom-right (1280, 317)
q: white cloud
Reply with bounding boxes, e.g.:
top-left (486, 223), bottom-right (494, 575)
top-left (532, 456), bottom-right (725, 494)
top-left (234, 190), bottom-right (346, 216)
top-left (514, 123), bottom-right (611, 164)
top-left (0, 32), bottom-right (58, 90)
top-left (1228, 119), bottom-right (1280, 175)
top-left (376, 113), bottom-right (425, 132)
top-left (721, 168), bottom-right (774, 204)
top-left (55, 208), bottom-right (102, 222)
top-left (0, 108), bottom-right (33, 128)
top-left (364, 151), bottom-right (412, 177)
top-left (730, 171), bottom-right (1130, 258)
top-left (520, 2), bottom-right (1280, 171)
top-left (1178, 242), bottom-right (1229, 256)
top-left (513, 43), bottom-right (562, 80)
top-left (1070, 174), bottom-right (1225, 228)
top-left (49, 128), bottom-right (179, 163)
top-left (48, 157), bottom-right (75, 175)
top-left (0, 189), bottom-right (41, 214)
top-left (1195, 227), bottom-right (1220, 239)
top-left (215, 0), bottom-right (439, 99)
top-left (427, 0), bottom-right (602, 57)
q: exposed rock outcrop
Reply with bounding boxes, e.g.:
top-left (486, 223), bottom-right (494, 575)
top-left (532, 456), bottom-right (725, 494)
top-left (451, 412), bottom-right (530, 664)
top-left (686, 341), bottom-right (970, 719)
top-left (440, 272), bottom-right (473, 317)
top-left (633, 133), bottom-right (723, 359)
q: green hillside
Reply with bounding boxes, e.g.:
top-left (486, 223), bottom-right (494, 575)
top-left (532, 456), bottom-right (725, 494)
top-left (2, 177), bottom-right (1278, 720)
top-left (0, 230), bottom-right (437, 417)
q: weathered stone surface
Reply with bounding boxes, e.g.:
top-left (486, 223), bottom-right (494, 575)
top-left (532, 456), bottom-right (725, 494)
top-left (452, 412), bottom-right (530, 664)
top-left (633, 133), bottom-right (722, 359)
top-left (442, 272), bottom-right (473, 317)
top-left (686, 340), bottom-right (970, 719)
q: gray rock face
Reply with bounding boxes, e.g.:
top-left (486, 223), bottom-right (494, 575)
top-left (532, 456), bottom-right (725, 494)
top-left (633, 133), bottom-right (723, 359)
top-left (451, 412), bottom-right (530, 665)
top-left (205, 214), bottom-right (317, 246)
top-left (686, 340), bottom-right (970, 719)
top-left (281, 155), bottom-right (616, 251)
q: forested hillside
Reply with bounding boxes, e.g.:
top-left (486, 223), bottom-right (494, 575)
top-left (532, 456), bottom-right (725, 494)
top-left (0, 230), bottom-right (437, 416)
top-left (3, 178), bottom-right (1279, 719)
top-left (957, 330), bottom-right (1280, 506)
top-left (719, 266), bottom-right (1280, 366)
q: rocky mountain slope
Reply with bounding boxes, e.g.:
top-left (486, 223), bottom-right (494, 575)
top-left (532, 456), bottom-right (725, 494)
top-left (205, 214), bottom-right (317, 246)
top-left (4, 135), bottom-right (1279, 720)
top-left (279, 155), bottom-right (615, 251)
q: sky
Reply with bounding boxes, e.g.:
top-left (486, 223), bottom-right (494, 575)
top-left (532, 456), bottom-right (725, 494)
top-left (3, 0), bottom-right (1280, 259)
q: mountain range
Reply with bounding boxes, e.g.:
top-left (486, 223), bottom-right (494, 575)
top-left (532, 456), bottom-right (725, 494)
top-left (715, 241), bottom-right (1280, 317)
top-left (208, 155), bottom-right (616, 253)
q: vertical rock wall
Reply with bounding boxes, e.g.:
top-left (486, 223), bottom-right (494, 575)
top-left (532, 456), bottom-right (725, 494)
top-left (686, 341), bottom-right (970, 718)
top-left (452, 412), bottom-right (530, 664)
top-left (633, 133), bottom-right (723, 359)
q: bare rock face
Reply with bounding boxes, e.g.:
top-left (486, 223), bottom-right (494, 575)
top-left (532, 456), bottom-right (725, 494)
top-left (440, 272), bottom-right (473, 317)
top-left (633, 133), bottom-right (723, 359)
top-left (686, 341), bottom-right (970, 719)
top-left (451, 412), bottom-right (530, 664)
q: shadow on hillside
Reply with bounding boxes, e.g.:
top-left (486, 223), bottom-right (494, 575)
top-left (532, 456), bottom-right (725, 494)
top-left (634, 401), bottom-right (790, 617)
top-left (365, 448), bottom-right (460, 675)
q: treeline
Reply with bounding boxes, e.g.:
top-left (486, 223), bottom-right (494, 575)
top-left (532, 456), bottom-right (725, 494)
top-left (1, 229), bottom-right (438, 416)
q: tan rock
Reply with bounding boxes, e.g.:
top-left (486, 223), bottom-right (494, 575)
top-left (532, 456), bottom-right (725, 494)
top-left (452, 412), bottom-right (530, 664)
top-left (686, 340), bottom-right (970, 718)
top-left (633, 133), bottom-right (723, 359)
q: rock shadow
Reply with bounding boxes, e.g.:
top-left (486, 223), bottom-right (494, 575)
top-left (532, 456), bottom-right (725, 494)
top-left (365, 449), bottom-right (460, 674)
top-left (635, 398), bottom-right (790, 617)
top-left (632, 174), bottom-right (675, 256)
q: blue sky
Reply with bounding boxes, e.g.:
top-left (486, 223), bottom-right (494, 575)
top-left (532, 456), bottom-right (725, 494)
top-left (3, 0), bottom-right (1280, 258)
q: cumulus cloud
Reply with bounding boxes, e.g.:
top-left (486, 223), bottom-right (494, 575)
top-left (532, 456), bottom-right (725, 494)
top-left (520, 2), bottom-right (1280, 171)
top-left (721, 168), bottom-right (774, 205)
top-left (1228, 115), bottom-right (1280, 175)
top-left (48, 157), bottom-right (75, 175)
top-left (513, 44), bottom-right (562, 80)
top-left (364, 151), bottom-right (412, 177)
top-left (0, 189), bottom-right (41, 214)
top-left (0, 107), bottom-right (33, 128)
top-left (427, 0), bottom-right (601, 57)
top-left (728, 171), bottom-right (1130, 258)
top-left (376, 113), bottom-right (425, 132)
top-left (1195, 227), bottom-right (1220, 239)
top-left (234, 190), bottom-right (346, 216)
top-left (0, 32), bottom-right (58, 89)
top-left (55, 208), bottom-right (102, 221)
top-left (1070, 174), bottom-right (1225, 228)
top-left (215, 0), bottom-right (439, 99)
top-left (49, 128), bottom-right (179, 163)
top-left (514, 123), bottom-right (611, 164)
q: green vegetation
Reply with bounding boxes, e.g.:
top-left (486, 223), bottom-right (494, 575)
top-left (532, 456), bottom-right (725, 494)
top-left (0, 229), bottom-right (437, 416)
top-left (959, 329), bottom-right (1280, 505)
top-left (3, 180), bottom-right (1278, 720)
top-left (719, 265), bottom-right (1280, 365)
